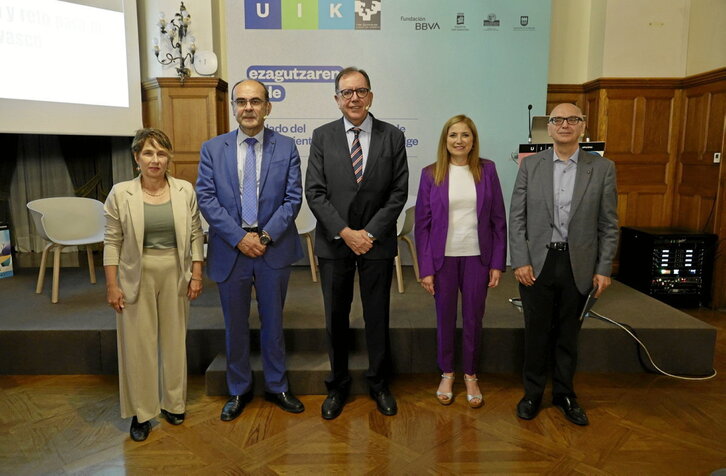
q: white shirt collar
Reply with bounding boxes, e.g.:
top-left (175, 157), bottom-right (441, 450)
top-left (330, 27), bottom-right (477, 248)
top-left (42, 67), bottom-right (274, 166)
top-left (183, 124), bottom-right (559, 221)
top-left (237, 127), bottom-right (265, 147)
top-left (343, 114), bottom-right (372, 134)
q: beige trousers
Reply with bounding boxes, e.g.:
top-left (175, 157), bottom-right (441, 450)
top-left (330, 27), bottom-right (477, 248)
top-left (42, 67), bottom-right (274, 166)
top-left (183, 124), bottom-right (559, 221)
top-left (116, 248), bottom-right (189, 422)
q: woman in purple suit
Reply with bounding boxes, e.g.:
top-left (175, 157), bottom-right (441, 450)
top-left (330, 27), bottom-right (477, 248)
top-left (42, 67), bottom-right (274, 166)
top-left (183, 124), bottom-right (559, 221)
top-left (415, 115), bottom-right (507, 408)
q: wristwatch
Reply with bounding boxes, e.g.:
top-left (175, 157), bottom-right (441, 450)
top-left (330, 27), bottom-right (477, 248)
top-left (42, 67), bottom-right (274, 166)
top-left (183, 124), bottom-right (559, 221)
top-left (259, 231), bottom-right (272, 245)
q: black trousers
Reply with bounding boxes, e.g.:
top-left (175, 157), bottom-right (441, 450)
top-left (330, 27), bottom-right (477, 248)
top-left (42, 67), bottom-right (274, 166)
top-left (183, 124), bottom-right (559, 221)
top-left (519, 249), bottom-right (587, 400)
top-left (318, 256), bottom-right (394, 393)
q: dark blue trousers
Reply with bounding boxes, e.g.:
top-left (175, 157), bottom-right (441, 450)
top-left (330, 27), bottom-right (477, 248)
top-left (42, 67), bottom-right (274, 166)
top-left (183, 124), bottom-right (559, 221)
top-left (217, 256), bottom-right (291, 395)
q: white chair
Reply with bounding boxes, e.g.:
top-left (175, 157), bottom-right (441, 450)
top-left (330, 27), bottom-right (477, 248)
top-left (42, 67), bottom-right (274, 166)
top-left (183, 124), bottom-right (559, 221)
top-left (27, 197), bottom-right (105, 303)
top-left (395, 194), bottom-right (420, 293)
top-left (296, 198), bottom-right (318, 282)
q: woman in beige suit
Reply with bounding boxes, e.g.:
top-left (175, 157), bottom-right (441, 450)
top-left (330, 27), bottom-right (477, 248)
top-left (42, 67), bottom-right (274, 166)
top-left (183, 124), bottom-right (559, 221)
top-left (104, 128), bottom-right (204, 442)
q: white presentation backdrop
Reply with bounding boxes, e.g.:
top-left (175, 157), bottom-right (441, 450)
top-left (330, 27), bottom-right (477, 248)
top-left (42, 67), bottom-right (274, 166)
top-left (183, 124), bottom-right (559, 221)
top-left (225, 0), bottom-right (551, 211)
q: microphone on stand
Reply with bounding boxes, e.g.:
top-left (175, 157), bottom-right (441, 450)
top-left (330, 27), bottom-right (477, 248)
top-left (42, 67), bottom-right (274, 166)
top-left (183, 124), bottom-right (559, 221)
top-left (584, 123), bottom-right (591, 142)
top-left (527, 104), bottom-right (533, 144)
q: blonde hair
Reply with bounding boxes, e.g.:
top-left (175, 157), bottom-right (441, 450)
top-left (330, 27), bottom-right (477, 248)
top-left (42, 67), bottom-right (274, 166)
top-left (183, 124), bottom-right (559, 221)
top-left (432, 115), bottom-right (480, 185)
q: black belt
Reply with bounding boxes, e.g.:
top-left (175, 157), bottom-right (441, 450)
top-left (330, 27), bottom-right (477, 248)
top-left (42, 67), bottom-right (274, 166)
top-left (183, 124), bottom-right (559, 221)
top-left (547, 242), bottom-right (569, 251)
top-left (243, 227), bottom-right (260, 233)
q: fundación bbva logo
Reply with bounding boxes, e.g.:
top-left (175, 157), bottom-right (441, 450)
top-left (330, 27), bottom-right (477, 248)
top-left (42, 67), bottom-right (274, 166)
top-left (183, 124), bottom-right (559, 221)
top-left (244, 0), bottom-right (381, 30)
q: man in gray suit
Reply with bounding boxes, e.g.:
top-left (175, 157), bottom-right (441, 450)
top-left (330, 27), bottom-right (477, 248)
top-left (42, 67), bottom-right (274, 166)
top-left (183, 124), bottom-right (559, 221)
top-left (305, 67), bottom-right (408, 419)
top-left (509, 102), bottom-right (618, 426)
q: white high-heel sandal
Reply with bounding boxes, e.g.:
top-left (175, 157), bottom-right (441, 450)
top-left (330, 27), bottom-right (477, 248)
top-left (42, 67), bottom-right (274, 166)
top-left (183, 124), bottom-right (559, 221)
top-left (464, 375), bottom-right (483, 408)
top-left (436, 374), bottom-right (454, 405)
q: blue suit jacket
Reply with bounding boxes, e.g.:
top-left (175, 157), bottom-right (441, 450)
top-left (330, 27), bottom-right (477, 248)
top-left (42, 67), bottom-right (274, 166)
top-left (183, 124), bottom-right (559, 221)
top-left (196, 128), bottom-right (303, 282)
top-left (414, 159), bottom-right (507, 279)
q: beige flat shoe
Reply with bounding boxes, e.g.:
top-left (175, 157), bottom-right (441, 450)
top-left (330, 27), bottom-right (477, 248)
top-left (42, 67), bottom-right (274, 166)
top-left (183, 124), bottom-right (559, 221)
top-left (436, 373), bottom-right (454, 405)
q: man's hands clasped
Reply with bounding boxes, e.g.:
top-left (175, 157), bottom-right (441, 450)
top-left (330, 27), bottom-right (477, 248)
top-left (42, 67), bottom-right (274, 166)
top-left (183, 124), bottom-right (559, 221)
top-left (237, 232), bottom-right (267, 258)
top-left (340, 227), bottom-right (373, 255)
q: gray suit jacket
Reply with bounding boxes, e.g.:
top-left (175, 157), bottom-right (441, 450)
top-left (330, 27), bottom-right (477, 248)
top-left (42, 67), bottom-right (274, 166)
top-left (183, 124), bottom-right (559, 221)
top-left (509, 148), bottom-right (619, 294)
top-left (305, 115), bottom-right (409, 259)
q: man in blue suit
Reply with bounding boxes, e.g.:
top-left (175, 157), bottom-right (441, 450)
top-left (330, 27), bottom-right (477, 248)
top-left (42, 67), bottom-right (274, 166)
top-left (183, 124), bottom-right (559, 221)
top-left (197, 79), bottom-right (305, 420)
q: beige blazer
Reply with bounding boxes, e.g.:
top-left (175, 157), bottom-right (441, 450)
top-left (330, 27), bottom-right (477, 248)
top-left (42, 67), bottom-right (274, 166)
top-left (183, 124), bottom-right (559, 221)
top-left (103, 175), bottom-right (205, 303)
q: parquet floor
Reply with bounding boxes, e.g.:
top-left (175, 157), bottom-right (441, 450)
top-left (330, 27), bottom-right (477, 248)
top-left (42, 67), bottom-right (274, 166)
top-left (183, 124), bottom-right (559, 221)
top-left (1, 309), bottom-right (724, 475)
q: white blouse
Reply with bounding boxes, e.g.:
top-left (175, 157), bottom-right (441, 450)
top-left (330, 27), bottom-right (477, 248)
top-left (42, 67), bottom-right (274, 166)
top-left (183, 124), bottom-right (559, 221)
top-left (444, 164), bottom-right (480, 256)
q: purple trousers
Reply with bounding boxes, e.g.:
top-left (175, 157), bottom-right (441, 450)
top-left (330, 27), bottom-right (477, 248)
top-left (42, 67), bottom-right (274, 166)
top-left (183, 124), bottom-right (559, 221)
top-left (434, 255), bottom-right (489, 375)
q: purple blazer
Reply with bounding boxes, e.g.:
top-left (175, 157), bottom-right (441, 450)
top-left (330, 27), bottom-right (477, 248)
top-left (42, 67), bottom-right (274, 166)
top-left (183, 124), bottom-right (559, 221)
top-left (414, 159), bottom-right (507, 278)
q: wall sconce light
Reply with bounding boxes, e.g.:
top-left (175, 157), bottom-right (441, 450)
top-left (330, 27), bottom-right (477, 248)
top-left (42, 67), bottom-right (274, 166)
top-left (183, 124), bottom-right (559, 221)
top-left (153, 2), bottom-right (196, 82)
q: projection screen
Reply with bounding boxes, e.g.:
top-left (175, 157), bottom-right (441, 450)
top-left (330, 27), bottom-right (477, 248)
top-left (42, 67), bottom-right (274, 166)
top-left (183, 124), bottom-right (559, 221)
top-left (0, 0), bottom-right (142, 136)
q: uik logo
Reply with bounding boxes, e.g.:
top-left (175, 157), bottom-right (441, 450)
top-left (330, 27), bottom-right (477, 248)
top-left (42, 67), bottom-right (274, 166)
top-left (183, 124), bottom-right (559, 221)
top-left (520, 16), bottom-right (529, 26)
top-left (456, 13), bottom-right (464, 25)
top-left (244, 0), bottom-right (381, 30)
top-left (355, 0), bottom-right (381, 30)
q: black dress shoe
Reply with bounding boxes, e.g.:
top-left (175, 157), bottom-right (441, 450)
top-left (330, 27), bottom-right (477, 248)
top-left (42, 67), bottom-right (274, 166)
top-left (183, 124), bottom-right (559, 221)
top-left (130, 416), bottom-right (151, 442)
top-left (370, 388), bottom-right (397, 416)
top-left (160, 409), bottom-right (185, 425)
top-left (516, 397), bottom-right (541, 420)
top-left (552, 395), bottom-right (589, 426)
top-left (265, 391), bottom-right (304, 413)
top-left (221, 392), bottom-right (253, 421)
top-left (321, 389), bottom-right (348, 420)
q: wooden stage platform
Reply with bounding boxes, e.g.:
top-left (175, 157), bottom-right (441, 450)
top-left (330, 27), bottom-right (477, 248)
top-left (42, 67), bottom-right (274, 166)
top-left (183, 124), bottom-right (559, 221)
top-left (0, 264), bottom-right (716, 395)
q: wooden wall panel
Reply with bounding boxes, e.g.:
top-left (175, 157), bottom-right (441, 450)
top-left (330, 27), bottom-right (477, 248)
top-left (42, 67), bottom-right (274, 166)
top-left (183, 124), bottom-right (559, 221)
top-left (624, 192), bottom-right (669, 227)
top-left (643, 97), bottom-right (675, 155)
top-left (215, 89), bottom-right (228, 138)
top-left (143, 91), bottom-right (161, 130)
top-left (169, 96), bottom-right (214, 151)
top-left (598, 88), bottom-right (678, 228)
top-left (602, 97), bottom-right (636, 154)
top-left (682, 93), bottom-right (708, 154)
top-left (584, 91), bottom-right (600, 140)
top-left (678, 164), bottom-right (719, 193)
top-left (673, 194), bottom-right (715, 231)
top-left (705, 91), bottom-right (726, 153)
top-left (675, 74), bottom-right (726, 308)
top-left (616, 164), bottom-right (669, 188)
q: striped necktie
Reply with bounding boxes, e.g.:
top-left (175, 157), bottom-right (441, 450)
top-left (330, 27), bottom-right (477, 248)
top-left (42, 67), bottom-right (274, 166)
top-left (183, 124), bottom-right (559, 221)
top-left (350, 127), bottom-right (363, 183)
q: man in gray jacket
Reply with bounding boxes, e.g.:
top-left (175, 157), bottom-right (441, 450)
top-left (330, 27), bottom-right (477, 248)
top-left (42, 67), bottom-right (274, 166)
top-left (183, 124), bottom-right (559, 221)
top-left (509, 102), bottom-right (618, 426)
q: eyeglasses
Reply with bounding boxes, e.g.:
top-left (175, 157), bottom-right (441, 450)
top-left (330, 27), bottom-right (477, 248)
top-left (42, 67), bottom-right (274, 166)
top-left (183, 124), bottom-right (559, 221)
top-left (548, 116), bottom-right (585, 126)
top-left (231, 98), bottom-right (266, 108)
top-left (337, 88), bottom-right (370, 100)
